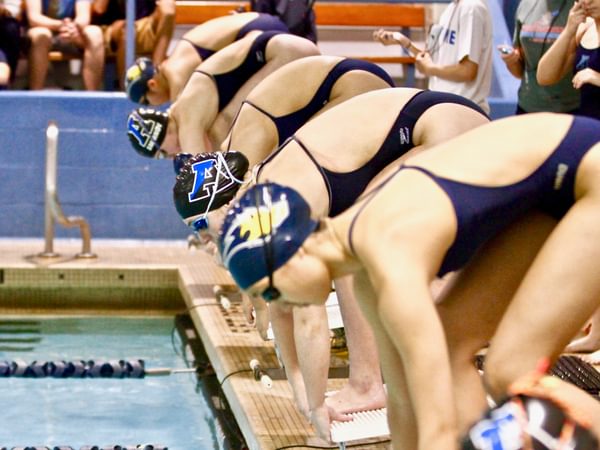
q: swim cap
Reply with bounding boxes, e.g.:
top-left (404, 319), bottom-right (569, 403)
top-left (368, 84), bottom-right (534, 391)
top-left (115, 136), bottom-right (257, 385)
top-left (127, 108), bottom-right (169, 158)
top-left (173, 151), bottom-right (250, 222)
top-left (219, 183), bottom-right (318, 290)
top-left (173, 152), bottom-right (193, 175)
top-left (463, 394), bottom-right (598, 450)
top-left (125, 57), bottom-right (156, 104)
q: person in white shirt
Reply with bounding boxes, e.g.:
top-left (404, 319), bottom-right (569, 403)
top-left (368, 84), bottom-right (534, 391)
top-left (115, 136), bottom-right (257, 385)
top-left (374, 0), bottom-right (493, 114)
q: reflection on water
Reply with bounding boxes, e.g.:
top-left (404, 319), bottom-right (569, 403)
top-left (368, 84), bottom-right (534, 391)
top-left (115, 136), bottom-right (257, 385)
top-left (0, 316), bottom-right (223, 450)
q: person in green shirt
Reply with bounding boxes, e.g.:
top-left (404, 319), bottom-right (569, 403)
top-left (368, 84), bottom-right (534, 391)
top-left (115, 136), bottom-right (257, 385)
top-left (499, 0), bottom-right (580, 114)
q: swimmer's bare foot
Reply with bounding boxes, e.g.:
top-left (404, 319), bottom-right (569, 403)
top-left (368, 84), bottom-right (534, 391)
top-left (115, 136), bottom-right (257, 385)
top-left (580, 349), bottom-right (600, 365)
top-left (565, 333), bottom-right (600, 353)
top-left (325, 381), bottom-right (387, 415)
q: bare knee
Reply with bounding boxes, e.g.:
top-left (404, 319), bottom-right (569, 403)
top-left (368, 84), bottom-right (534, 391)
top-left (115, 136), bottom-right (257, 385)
top-left (481, 351), bottom-right (534, 403)
top-left (28, 27), bottom-right (52, 47)
top-left (156, 0), bottom-right (176, 18)
top-left (0, 63), bottom-right (9, 85)
top-left (82, 25), bottom-right (104, 51)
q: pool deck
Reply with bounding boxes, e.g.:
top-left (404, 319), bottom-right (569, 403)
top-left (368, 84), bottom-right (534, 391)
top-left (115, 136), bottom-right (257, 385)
top-left (0, 238), bottom-right (390, 450)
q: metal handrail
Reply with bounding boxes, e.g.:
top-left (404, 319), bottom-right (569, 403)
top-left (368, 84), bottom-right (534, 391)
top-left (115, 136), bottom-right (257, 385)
top-left (38, 121), bottom-right (97, 259)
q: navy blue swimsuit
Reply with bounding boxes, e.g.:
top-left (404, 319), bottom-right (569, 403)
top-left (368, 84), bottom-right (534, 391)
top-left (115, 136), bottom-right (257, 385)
top-left (349, 115), bottom-right (600, 276)
top-left (574, 45), bottom-right (600, 120)
top-left (235, 13), bottom-right (289, 39)
top-left (181, 14), bottom-right (288, 60)
top-left (237, 59), bottom-right (394, 146)
top-left (259, 90), bottom-right (486, 217)
top-left (194, 31), bottom-right (285, 111)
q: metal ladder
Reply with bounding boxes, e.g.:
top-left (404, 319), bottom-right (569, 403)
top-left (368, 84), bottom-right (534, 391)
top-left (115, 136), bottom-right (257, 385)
top-left (38, 121), bottom-right (96, 259)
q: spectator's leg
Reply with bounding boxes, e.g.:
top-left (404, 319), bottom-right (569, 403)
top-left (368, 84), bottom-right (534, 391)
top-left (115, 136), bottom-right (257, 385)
top-left (0, 59), bottom-right (9, 87)
top-left (81, 24), bottom-right (104, 90)
top-left (0, 17), bottom-right (21, 84)
top-left (106, 20), bottom-right (126, 88)
top-left (27, 26), bottom-right (52, 90)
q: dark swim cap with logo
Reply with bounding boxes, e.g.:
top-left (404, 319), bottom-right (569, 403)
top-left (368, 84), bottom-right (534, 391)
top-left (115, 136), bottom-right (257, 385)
top-left (125, 57), bottom-right (156, 104)
top-left (463, 394), bottom-right (598, 450)
top-left (173, 151), bottom-right (250, 222)
top-left (127, 108), bottom-right (169, 158)
top-left (219, 183), bottom-right (318, 290)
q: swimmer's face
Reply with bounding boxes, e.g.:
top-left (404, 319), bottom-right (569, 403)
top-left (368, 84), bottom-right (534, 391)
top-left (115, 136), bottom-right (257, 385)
top-left (245, 250), bottom-right (331, 306)
top-left (184, 208), bottom-right (228, 258)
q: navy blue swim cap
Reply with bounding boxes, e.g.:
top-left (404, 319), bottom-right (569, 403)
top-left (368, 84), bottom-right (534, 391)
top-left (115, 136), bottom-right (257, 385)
top-left (127, 108), bottom-right (169, 158)
top-left (219, 183), bottom-right (318, 290)
top-left (463, 394), bottom-right (598, 450)
top-left (173, 151), bottom-right (250, 222)
top-left (125, 57), bottom-right (156, 104)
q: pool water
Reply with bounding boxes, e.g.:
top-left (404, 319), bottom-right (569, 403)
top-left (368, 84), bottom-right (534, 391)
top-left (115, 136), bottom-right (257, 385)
top-left (0, 316), bottom-right (228, 450)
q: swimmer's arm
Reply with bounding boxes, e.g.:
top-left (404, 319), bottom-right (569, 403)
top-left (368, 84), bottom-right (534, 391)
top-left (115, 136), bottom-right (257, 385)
top-left (269, 303), bottom-right (311, 418)
top-left (176, 81), bottom-right (219, 154)
top-left (367, 258), bottom-right (458, 449)
top-left (178, 120), bottom-right (212, 154)
top-left (292, 304), bottom-right (332, 439)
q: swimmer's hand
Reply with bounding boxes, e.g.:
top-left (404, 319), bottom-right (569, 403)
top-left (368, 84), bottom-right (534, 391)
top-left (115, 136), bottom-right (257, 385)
top-left (310, 404), bottom-right (333, 442)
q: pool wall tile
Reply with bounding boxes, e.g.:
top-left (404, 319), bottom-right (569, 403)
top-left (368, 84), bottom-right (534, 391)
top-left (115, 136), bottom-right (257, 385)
top-left (0, 92), bottom-right (188, 240)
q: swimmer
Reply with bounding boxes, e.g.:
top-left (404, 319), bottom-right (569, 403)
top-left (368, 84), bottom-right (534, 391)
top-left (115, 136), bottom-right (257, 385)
top-left (173, 86), bottom-right (489, 440)
top-left (126, 31), bottom-right (319, 157)
top-left (218, 113), bottom-right (600, 449)
top-left (125, 12), bottom-right (289, 105)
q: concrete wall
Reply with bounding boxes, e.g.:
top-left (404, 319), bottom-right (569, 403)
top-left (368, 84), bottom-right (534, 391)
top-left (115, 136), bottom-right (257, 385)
top-left (0, 91), bottom-right (190, 240)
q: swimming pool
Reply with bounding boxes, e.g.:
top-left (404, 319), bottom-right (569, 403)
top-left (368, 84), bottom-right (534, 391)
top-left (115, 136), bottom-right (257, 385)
top-left (0, 315), bottom-right (239, 450)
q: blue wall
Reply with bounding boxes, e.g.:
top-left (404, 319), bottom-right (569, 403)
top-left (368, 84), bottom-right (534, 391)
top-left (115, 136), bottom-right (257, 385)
top-left (0, 91), bottom-right (190, 240)
top-left (0, 0), bottom-right (520, 241)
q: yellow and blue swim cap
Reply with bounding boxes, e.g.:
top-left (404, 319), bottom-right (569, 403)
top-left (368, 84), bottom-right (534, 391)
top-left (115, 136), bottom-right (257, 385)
top-left (219, 183), bottom-right (318, 290)
top-left (125, 57), bottom-right (156, 104)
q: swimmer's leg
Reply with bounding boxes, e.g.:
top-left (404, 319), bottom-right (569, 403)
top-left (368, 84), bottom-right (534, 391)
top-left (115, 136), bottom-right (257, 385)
top-left (437, 211), bottom-right (556, 433)
top-left (484, 198), bottom-right (600, 404)
top-left (326, 275), bottom-right (387, 415)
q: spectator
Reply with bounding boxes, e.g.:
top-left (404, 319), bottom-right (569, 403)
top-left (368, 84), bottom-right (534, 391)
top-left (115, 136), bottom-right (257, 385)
top-left (25, 0), bottom-right (105, 90)
top-left (0, 0), bottom-right (22, 88)
top-left (250, 0), bottom-right (316, 43)
top-left (374, 0), bottom-right (493, 113)
top-left (499, 0), bottom-right (579, 114)
top-left (92, 0), bottom-right (175, 89)
top-left (537, 0), bottom-right (600, 119)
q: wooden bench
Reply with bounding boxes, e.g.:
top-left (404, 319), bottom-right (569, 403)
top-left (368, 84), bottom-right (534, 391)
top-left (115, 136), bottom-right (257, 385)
top-left (174, 1), bottom-right (427, 66)
top-left (48, 1), bottom-right (426, 82)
